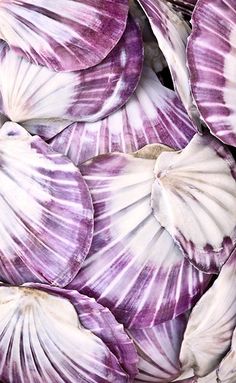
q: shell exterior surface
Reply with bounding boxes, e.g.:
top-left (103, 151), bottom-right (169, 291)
top-left (68, 147), bottom-right (210, 328)
top-left (49, 66), bottom-right (195, 165)
top-left (0, 122), bottom-right (94, 286)
top-left (187, 0), bottom-right (236, 146)
top-left (0, 0), bottom-right (129, 71)
top-left (0, 284), bottom-right (137, 383)
top-left (0, 17), bottom-right (143, 139)
top-left (152, 133), bottom-right (236, 273)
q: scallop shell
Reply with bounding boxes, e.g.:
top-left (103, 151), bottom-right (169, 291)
top-left (0, 284), bottom-right (137, 382)
top-left (0, 122), bottom-right (93, 286)
top-left (217, 325), bottom-right (236, 383)
top-left (128, 314), bottom-right (188, 382)
top-left (0, 0), bottom-right (129, 71)
top-left (152, 133), bottom-right (236, 273)
top-left (168, 0), bottom-right (197, 17)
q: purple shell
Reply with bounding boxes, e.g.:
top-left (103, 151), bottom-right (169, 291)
top-left (0, 284), bottom-right (138, 382)
top-left (128, 314), bottom-right (188, 382)
top-left (152, 133), bottom-right (236, 273)
top-left (0, 122), bottom-right (93, 286)
top-left (0, 17), bottom-right (143, 140)
top-left (187, 0), bottom-right (236, 146)
top-left (49, 66), bottom-right (195, 165)
top-left (0, 0), bottom-right (129, 71)
top-left (68, 149), bottom-right (210, 328)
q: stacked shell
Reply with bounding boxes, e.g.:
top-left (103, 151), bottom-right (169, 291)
top-left (0, 0), bottom-right (235, 382)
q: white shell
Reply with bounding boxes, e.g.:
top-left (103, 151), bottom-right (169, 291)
top-left (152, 133), bottom-right (236, 272)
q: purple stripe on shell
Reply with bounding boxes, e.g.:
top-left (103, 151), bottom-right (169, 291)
top-left (137, 0), bottom-right (200, 129)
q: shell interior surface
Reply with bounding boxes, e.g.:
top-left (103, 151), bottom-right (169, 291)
top-left (152, 133), bottom-right (236, 273)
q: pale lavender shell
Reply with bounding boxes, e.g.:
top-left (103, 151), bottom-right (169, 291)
top-left (0, 0), bottom-right (129, 71)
